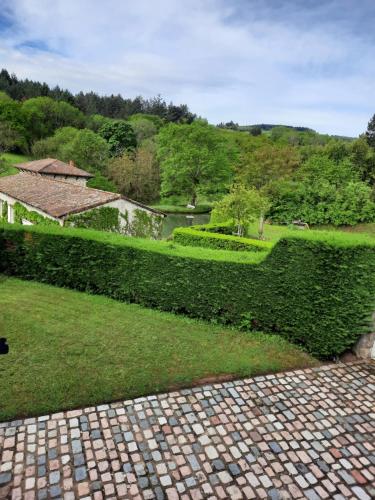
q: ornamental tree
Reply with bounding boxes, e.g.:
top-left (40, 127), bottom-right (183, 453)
top-left (211, 184), bottom-right (270, 239)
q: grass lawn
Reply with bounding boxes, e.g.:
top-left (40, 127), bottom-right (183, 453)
top-left (246, 221), bottom-right (375, 244)
top-left (0, 277), bottom-right (317, 421)
top-left (0, 152), bottom-right (30, 177)
top-left (317, 223), bottom-right (375, 238)
top-left (247, 222), bottom-right (297, 243)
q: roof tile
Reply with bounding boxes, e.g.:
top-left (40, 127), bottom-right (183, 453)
top-left (0, 173), bottom-right (120, 218)
top-left (15, 158), bottom-right (93, 178)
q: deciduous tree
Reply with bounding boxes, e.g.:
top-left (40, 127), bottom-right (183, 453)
top-left (366, 113), bottom-right (375, 148)
top-left (211, 184), bottom-right (270, 238)
top-left (239, 145), bottom-right (300, 190)
top-left (99, 120), bottom-right (136, 156)
top-left (106, 142), bottom-right (160, 202)
top-left (22, 97), bottom-right (85, 142)
top-left (60, 129), bottom-right (109, 173)
top-left (158, 121), bottom-right (234, 205)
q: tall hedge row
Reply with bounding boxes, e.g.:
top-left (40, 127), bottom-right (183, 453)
top-left (1, 223), bottom-right (374, 358)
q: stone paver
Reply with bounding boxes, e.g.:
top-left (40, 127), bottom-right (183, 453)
top-left (1, 361), bottom-right (374, 499)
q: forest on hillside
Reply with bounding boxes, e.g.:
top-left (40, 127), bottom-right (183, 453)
top-left (0, 68), bottom-right (375, 227)
top-left (0, 69), bottom-right (196, 123)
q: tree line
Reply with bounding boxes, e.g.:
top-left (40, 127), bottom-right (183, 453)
top-left (1, 66), bottom-right (375, 229)
top-left (0, 69), bottom-right (195, 123)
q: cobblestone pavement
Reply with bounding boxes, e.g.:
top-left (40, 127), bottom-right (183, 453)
top-left (1, 362), bottom-right (374, 500)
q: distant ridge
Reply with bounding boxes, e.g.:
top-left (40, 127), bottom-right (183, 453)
top-left (239, 123), bottom-right (355, 140)
top-left (239, 123), bottom-right (315, 133)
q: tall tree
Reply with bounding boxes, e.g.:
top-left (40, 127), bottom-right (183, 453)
top-left (31, 127), bottom-right (79, 158)
top-left (239, 145), bottom-right (300, 190)
top-left (22, 97), bottom-right (85, 142)
top-left (0, 122), bottom-right (22, 162)
top-left (366, 114), bottom-right (375, 148)
top-left (158, 121), bottom-right (235, 205)
top-left (106, 141), bottom-right (160, 202)
top-left (0, 93), bottom-right (27, 152)
top-left (99, 120), bottom-right (136, 156)
top-left (129, 117), bottom-right (158, 144)
top-left (60, 129), bottom-right (109, 173)
top-left (32, 126), bottom-right (109, 173)
top-left (350, 136), bottom-right (375, 185)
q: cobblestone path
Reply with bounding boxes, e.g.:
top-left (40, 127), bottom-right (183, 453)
top-left (1, 362), bottom-right (374, 499)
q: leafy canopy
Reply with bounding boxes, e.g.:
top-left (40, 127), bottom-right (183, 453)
top-left (366, 113), bottom-right (375, 148)
top-left (239, 145), bottom-right (300, 189)
top-left (211, 184), bottom-right (270, 237)
top-left (32, 127), bottom-right (109, 173)
top-left (106, 141), bottom-right (160, 203)
top-left (158, 120), bottom-right (235, 204)
top-left (268, 155), bottom-right (375, 226)
top-left (22, 96), bottom-right (85, 142)
top-left (99, 120), bottom-right (136, 156)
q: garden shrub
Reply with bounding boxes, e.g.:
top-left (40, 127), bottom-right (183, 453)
top-left (193, 222), bottom-right (235, 234)
top-left (173, 224), bottom-right (273, 252)
top-left (0, 222), bottom-right (374, 358)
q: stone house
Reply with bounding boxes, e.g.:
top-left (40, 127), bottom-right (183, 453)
top-left (0, 158), bottom-right (163, 232)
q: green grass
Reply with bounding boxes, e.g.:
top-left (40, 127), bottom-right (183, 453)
top-left (0, 152), bottom-right (29, 177)
top-left (316, 223), bottom-right (375, 238)
top-left (0, 277), bottom-right (317, 421)
top-left (247, 221), bottom-right (375, 244)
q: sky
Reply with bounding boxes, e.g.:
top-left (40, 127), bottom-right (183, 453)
top-left (0, 0), bottom-right (374, 136)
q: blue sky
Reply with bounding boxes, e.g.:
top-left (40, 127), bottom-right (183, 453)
top-left (0, 0), bottom-right (374, 136)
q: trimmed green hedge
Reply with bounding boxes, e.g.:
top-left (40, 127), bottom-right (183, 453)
top-left (193, 222), bottom-right (235, 234)
top-left (0, 222), bottom-right (374, 358)
top-left (173, 224), bottom-right (273, 252)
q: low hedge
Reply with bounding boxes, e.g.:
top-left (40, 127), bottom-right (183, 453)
top-left (1, 222), bottom-right (374, 358)
top-left (173, 224), bottom-right (273, 252)
top-left (194, 222), bottom-right (235, 234)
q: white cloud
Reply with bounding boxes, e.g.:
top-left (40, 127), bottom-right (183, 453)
top-left (1, 0), bottom-right (374, 135)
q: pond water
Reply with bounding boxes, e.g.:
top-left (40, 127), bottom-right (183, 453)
top-left (161, 213), bottom-right (210, 238)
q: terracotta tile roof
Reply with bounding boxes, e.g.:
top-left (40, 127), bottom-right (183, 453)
top-left (15, 158), bottom-right (93, 178)
top-left (0, 173), bottom-right (120, 218)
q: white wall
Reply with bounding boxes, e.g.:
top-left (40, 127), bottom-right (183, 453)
top-left (104, 198), bottom-right (159, 230)
top-left (0, 192), bottom-right (160, 231)
top-left (0, 193), bottom-right (62, 225)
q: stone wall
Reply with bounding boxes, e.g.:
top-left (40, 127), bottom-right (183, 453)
top-left (354, 312), bottom-right (375, 359)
